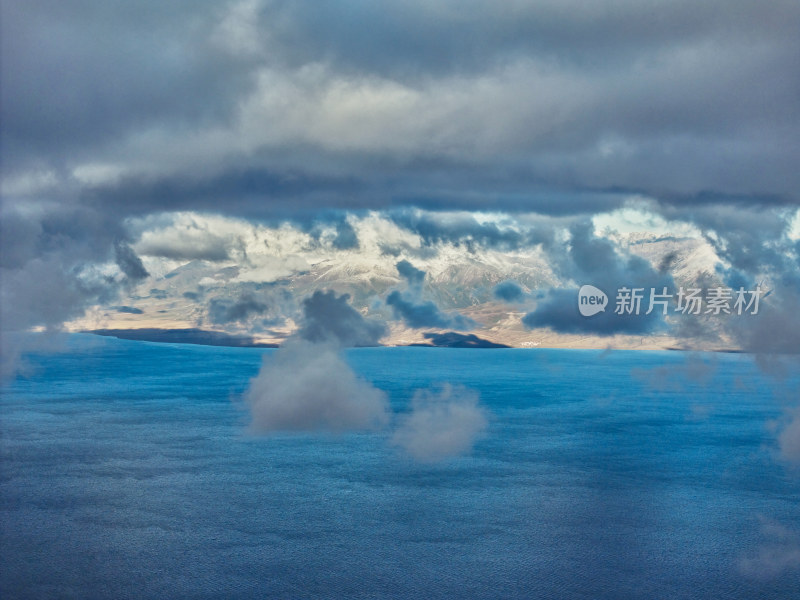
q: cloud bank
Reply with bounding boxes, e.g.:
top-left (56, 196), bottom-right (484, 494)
top-left (4, 0), bottom-right (798, 218)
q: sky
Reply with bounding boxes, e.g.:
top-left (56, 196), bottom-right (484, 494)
top-left (3, 3), bottom-right (800, 576)
top-left (2, 0), bottom-right (800, 373)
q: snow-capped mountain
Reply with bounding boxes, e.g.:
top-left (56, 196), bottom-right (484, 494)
top-left (68, 211), bottom-right (727, 349)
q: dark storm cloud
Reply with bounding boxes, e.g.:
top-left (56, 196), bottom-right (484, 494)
top-left (298, 290), bottom-right (386, 347)
top-left (80, 162), bottom-right (629, 222)
top-left (0, 0), bottom-right (253, 173)
top-left (3, 0), bottom-right (798, 218)
top-left (493, 280), bottom-right (526, 303)
top-left (263, 1), bottom-right (799, 81)
top-left (80, 165), bottom-right (380, 221)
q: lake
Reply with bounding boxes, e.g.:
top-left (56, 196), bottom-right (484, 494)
top-left (1, 335), bottom-right (799, 598)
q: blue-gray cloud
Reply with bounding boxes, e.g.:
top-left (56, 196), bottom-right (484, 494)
top-left (208, 292), bottom-right (269, 325)
top-left (3, 0), bottom-right (798, 216)
top-left (493, 280), bottom-right (526, 303)
top-left (331, 219), bottom-right (359, 250)
top-left (396, 260), bottom-right (425, 286)
top-left (386, 291), bottom-right (475, 331)
top-left (389, 210), bottom-right (534, 251)
top-left (386, 260), bottom-right (476, 331)
top-left (298, 290), bottom-right (386, 347)
top-left (386, 260), bottom-right (476, 330)
top-left (523, 221), bottom-right (673, 335)
top-left (114, 306), bottom-right (144, 315)
top-left (522, 288), bottom-right (666, 336)
top-left (114, 241), bottom-right (149, 281)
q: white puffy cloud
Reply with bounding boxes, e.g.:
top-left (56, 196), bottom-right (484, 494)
top-left (245, 340), bottom-right (390, 433)
top-left (392, 384), bottom-right (488, 461)
top-left (739, 519), bottom-right (800, 579)
top-left (778, 407), bottom-right (800, 465)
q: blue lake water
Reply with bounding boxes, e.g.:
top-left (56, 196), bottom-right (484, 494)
top-left (2, 335), bottom-right (799, 599)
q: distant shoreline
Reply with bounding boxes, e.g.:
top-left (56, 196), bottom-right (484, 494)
top-left (83, 328), bottom-right (759, 353)
top-left (88, 328), bottom-right (279, 348)
top-left (86, 328), bottom-right (508, 349)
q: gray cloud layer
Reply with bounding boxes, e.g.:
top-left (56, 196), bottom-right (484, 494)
top-left (2, 1), bottom-right (799, 366)
top-left (3, 0), bottom-right (798, 217)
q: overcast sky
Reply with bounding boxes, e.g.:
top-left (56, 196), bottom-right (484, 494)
top-left (3, 0), bottom-right (799, 212)
top-left (1, 1), bottom-right (799, 365)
